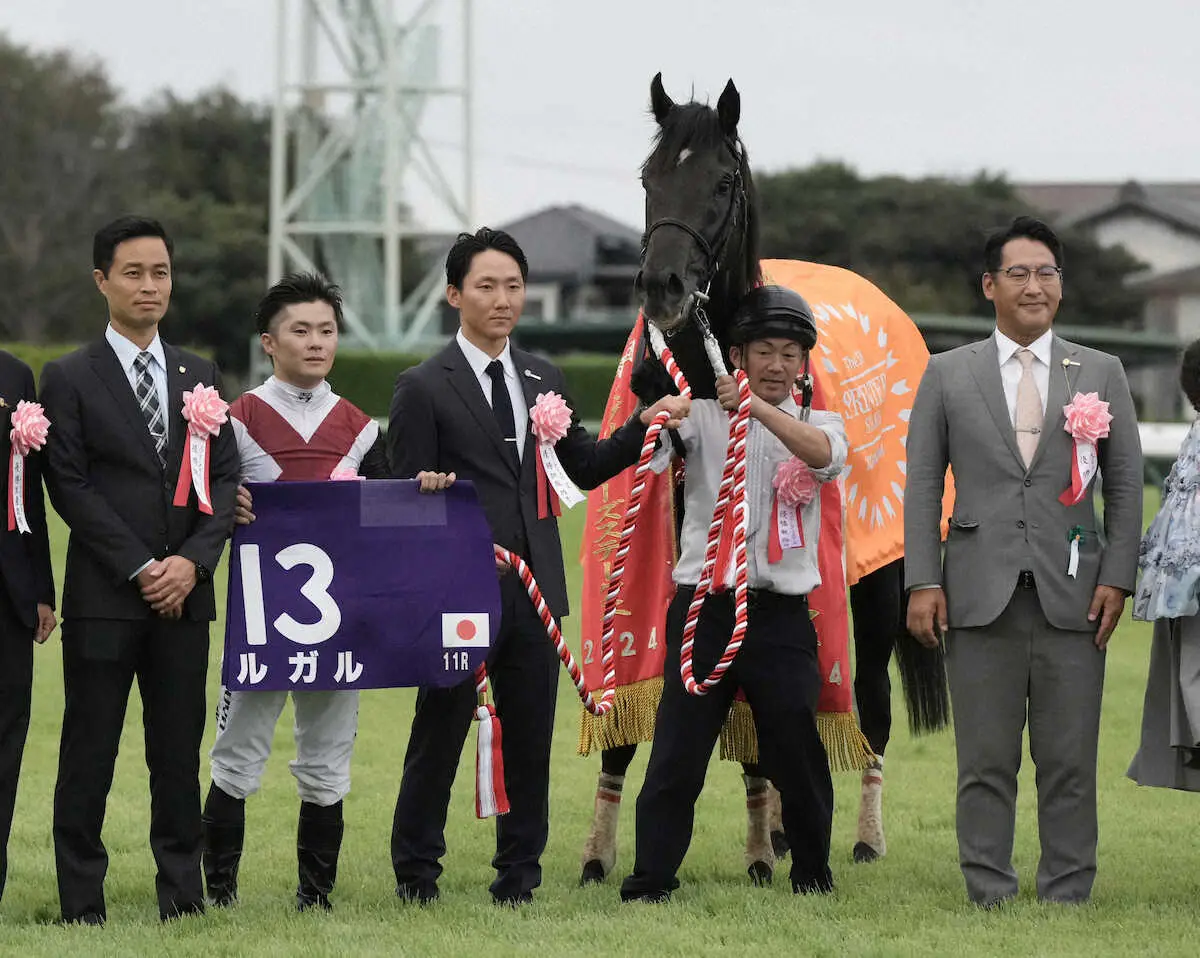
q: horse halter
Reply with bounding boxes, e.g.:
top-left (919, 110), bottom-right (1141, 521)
top-left (641, 137), bottom-right (747, 308)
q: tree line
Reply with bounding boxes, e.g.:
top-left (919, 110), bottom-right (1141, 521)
top-left (0, 34), bottom-right (1145, 377)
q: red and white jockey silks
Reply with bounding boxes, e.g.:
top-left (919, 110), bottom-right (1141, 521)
top-left (8, 400), bottom-right (50, 534)
top-left (230, 377), bottom-right (379, 483)
top-left (1058, 391), bottom-right (1112, 507)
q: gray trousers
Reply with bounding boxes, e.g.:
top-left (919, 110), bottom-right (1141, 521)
top-left (945, 583), bottom-right (1105, 905)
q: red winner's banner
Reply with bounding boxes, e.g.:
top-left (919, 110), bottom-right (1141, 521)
top-left (576, 315), bottom-right (679, 755)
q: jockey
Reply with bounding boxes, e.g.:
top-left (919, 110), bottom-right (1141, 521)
top-left (200, 272), bottom-right (413, 912)
top-left (619, 285), bottom-right (849, 901)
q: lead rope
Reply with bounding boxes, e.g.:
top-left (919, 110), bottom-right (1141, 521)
top-left (472, 317), bottom-right (750, 815)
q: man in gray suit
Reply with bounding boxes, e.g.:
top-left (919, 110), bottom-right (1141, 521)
top-left (903, 216), bottom-right (1143, 907)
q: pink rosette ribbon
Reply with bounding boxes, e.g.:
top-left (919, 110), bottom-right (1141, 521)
top-left (8, 401), bottom-right (51, 534)
top-left (1059, 392), bottom-right (1111, 507)
top-left (769, 457), bottom-right (818, 563)
top-left (173, 384), bottom-right (229, 515)
top-left (529, 391), bottom-right (584, 519)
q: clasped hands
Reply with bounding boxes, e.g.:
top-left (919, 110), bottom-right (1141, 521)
top-left (138, 556), bottom-right (198, 620)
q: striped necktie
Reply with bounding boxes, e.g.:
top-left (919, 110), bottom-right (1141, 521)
top-left (134, 351), bottom-right (167, 467)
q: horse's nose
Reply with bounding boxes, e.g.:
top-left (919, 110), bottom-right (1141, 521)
top-left (636, 268), bottom-right (686, 308)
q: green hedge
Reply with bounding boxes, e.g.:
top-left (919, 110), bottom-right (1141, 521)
top-left (1, 343), bottom-right (82, 386)
top-left (327, 350), bottom-right (623, 421)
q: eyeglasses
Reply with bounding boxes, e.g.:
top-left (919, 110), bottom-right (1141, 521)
top-left (995, 264), bottom-right (1063, 286)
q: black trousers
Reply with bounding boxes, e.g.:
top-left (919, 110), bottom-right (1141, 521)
top-left (848, 558), bottom-right (904, 756)
top-left (53, 616), bottom-right (210, 921)
top-left (391, 574), bottom-right (558, 900)
top-left (0, 590), bottom-right (33, 904)
top-left (621, 587), bottom-right (834, 898)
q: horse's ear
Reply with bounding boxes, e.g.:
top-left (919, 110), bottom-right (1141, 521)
top-left (717, 79), bottom-right (740, 136)
top-left (650, 72), bottom-right (674, 125)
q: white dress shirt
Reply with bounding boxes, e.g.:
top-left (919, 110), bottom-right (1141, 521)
top-left (456, 328), bottom-right (528, 461)
top-left (106, 323), bottom-right (170, 443)
top-left (658, 396), bottom-right (848, 596)
top-left (995, 327), bottom-right (1051, 423)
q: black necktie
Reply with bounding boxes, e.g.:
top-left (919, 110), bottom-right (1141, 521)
top-left (485, 359), bottom-right (520, 465)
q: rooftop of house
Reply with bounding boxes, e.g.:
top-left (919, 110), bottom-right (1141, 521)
top-left (1016, 180), bottom-right (1200, 235)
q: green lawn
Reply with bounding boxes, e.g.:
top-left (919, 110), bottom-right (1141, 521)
top-left (2, 492), bottom-right (1199, 956)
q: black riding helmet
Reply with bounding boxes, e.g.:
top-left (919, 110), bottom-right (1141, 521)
top-left (729, 285), bottom-right (818, 350)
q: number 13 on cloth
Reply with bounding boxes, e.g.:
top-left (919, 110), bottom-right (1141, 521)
top-left (223, 480), bottom-right (502, 691)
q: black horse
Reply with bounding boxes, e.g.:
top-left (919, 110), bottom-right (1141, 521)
top-left (631, 72), bottom-right (758, 403)
top-left (578, 73), bottom-right (949, 885)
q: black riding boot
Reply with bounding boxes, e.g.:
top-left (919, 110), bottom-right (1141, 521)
top-left (202, 783), bottom-right (246, 907)
top-left (296, 800), bottom-right (344, 912)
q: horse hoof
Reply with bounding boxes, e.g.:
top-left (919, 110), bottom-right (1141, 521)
top-left (579, 860), bottom-right (608, 886)
top-left (747, 861), bottom-right (773, 887)
top-left (770, 829), bottom-right (790, 859)
top-left (853, 841), bottom-right (882, 864)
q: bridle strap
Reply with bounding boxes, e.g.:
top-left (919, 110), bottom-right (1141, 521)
top-left (641, 138), bottom-right (746, 295)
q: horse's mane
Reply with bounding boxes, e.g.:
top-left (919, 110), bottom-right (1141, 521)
top-left (641, 102), bottom-right (761, 305)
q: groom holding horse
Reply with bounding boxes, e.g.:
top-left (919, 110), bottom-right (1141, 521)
top-left (620, 286), bottom-right (848, 902)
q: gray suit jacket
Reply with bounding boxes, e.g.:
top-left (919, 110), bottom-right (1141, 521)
top-left (903, 333), bottom-right (1143, 632)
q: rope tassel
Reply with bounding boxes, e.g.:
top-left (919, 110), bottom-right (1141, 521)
top-left (473, 666), bottom-right (509, 819)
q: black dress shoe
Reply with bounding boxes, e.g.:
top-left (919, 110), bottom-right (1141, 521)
top-left (396, 881), bottom-right (439, 905)
top-left (492, 890), bottom-right (533, 908)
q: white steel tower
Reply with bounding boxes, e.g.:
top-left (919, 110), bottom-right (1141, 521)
top-left (267, 0), bottom-right (474, 353)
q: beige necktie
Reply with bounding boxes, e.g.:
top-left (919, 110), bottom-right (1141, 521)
top-left (1014, 348), bottom-right (1042, 467)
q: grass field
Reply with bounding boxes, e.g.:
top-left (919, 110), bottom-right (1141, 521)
top-left (2, 492), bottom-right (1199, 957)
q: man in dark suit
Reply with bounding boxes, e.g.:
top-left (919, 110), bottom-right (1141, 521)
top-left (387, 227), bottom-right (688, 906)
top-left (39, 216), bottom-right (239, 924)
top-left (0, 351), bottom-right (57, 907)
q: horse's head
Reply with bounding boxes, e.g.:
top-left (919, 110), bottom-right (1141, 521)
top-left (635, 73), bottom-right (759, 337)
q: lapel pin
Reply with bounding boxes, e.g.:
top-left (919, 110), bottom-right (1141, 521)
top-left (0, 397), bottom-right (7, 408)
top-left (179, 365), bottom-right (187, 374)
top-left (523, 369), bottom-right (542, 381)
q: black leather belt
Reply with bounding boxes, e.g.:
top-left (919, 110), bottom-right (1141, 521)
top-left (1018, 570), bottom-right (1036, 590)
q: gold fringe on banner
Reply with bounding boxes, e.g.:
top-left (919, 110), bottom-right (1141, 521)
top-left (719, 700), bottom-right (876, 772)
top-left (577, 676), bottom-right (664, 756)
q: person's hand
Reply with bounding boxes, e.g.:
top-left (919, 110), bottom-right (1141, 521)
top-left (235, 484), bottom-right (255, 525)
top-left (1088, 584), bottom-right (1127, 650)
top-left (906, 587), bottom-right (948, 649)
top-left (34, 603), bottom-right (57, 644)
top-left (715, 374), bottom-right (747, 412)
top-left (640, 395), bottom-right (691, 429)
top-left (416, 470), bottom-right (456, 493)
top-left (494, 543), bottom-right (511, 575)
top-left (139, 556), bottom-right (198, 614)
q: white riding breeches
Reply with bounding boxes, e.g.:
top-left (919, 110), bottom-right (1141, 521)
top-left (210, 687), bottom-right (359, 806)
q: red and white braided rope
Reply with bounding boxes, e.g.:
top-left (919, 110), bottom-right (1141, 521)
top-left (482, 330), bottom-right (751, 711)
top-left (678, 369), bottom-right (751, 694)
top-left (486, 545), bottom-right (617, 715)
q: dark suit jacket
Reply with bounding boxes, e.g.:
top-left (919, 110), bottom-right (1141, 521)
top-left (39, 338), bottom-right (239, 622)
top-left (387, 340), bottom-right (647, 618)
top-left (0, 351), bottom-right (54, 630)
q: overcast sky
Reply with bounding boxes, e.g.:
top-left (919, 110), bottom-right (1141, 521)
top-left (6, 0), bottom-right (1199, 231)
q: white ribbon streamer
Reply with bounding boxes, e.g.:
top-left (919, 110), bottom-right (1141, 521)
top-left (11, 452), bottom-right (29, 534)
top-left (538, 443), bottom-right (585, 509)
top-left (190, 434), bottom-right (211, 510)
top-left (1068, 536), bottom-right (1080, 579)
top-left (776, 500), bottom-right (803, 549)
